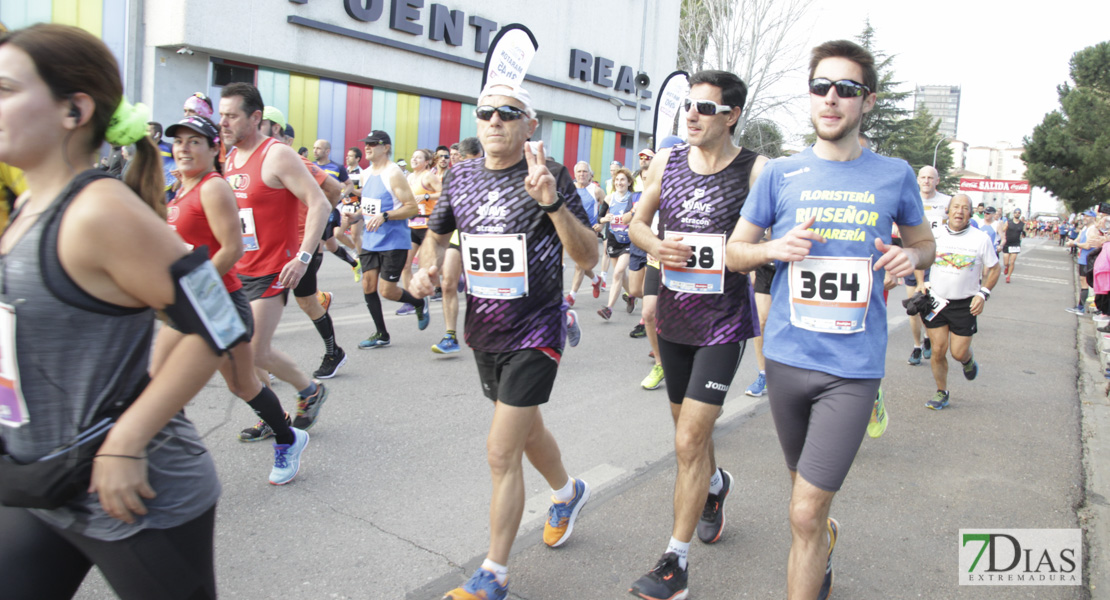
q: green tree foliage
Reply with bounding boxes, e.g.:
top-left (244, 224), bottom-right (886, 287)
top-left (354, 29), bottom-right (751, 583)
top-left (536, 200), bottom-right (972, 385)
top-left (855, 20), bottom-right (911, 155)
top-left (887, 106), bottom-right (956, 193)
top-left (738, 119), bottom-right (785, 158)
top-left (1023, 42), bottom-right (1110, 211)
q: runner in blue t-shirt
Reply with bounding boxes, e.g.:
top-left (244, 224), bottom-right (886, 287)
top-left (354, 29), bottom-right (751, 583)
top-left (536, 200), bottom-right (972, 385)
top-left (726, 40), bottom-right (935, 600)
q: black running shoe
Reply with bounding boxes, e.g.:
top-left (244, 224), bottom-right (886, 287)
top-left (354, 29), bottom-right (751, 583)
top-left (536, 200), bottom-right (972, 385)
top-left (239, 412), bottom-right (291, 443)
top-left (292, 383), bottom-right (329, 430)
top-left (629, 323), bottom-right (646, 338)
top-left (629, 552), bottom-right (687, 600)
top-left (313, 347), bottom-right (347, 379)
top-left (697, 468), bottom-right (732, 543)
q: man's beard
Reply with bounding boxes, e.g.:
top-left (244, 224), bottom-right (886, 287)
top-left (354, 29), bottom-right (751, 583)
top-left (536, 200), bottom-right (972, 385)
top-left (812, 109), bottom-right (861, 143)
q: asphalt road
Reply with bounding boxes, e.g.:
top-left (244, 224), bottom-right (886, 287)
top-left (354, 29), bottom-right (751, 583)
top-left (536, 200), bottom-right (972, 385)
top-left (74, 235), bottom-right (1087, 599)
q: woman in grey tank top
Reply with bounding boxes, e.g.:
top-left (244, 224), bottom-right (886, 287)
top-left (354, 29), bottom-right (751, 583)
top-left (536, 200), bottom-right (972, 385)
top-left (0, 24), bottom-right (223, 600)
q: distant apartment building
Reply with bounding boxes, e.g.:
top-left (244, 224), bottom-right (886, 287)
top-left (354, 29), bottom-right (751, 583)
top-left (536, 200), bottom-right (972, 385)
top-left (914, 84), bottom-right (961, 139)
top-left (963, 143), bottom-right (1028, 211)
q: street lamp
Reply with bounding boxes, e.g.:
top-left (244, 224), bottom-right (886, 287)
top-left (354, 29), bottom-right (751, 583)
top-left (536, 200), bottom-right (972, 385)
top-left (932, 137), bottom-right (952, 167)
top-left (609, 96), bottom-right (634, 121)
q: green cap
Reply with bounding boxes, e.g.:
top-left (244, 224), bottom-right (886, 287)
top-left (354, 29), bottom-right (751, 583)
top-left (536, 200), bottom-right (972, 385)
top-left (262, 106), bottom-right (286, 129)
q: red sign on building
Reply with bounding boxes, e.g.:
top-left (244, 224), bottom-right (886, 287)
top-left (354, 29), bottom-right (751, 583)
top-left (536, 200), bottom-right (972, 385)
top-left (958, 178), bottom-right (1031, 193)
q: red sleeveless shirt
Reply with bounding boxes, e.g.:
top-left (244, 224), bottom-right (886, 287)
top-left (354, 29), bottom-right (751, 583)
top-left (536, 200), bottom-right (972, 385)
top-left (167, 171), bottom-right (242, 292)
top-left (225, 138), bottom-right (299, 276)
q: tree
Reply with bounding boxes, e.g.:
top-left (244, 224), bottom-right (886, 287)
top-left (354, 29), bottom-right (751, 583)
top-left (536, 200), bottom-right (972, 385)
top-left (886, 106), bottom-right (956, 192)
top-left (738, 118), bottom-right (785, 158)
top-left (855, 20), bottom-right (912, 156)
top-left (1023, 42), bottom-right (1110, 211)
top-left (677, 0), bottom-right (815, 136)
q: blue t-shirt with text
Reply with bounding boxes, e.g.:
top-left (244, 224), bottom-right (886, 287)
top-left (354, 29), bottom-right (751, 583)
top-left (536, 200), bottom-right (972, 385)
top-left (740, 147), bottom-right (924, 379)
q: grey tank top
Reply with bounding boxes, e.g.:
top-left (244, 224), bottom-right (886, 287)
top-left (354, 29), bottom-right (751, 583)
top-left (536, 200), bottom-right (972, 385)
top-left (0, 171), bottom-right (219, 540)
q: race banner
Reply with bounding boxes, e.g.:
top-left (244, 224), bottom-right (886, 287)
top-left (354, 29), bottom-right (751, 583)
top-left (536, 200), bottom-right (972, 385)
top-left (652, 70), bottom-right (689, 149)
top-left (481, 24), bottom-right (538, 91)
top-left (959, 178), bottom-right (1030, 194)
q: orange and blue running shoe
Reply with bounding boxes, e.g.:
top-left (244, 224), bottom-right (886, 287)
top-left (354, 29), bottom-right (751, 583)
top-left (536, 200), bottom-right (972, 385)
top-left (543, 478), bottom-right (590, 547)
top-left (442, 568), bottom-right (506, 600)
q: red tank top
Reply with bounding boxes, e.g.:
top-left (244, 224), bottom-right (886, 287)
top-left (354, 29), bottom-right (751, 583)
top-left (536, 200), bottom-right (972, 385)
top-left (296, 155), bottom-right (328, 243)
top-left (167, 171), bottom-right (243, 293)
top-left (225, 138), bottom-right (299, 276)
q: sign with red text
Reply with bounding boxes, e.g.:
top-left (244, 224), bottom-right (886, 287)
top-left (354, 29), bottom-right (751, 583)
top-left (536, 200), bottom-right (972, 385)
top-left (959, 179), bottom-right (1030, 194)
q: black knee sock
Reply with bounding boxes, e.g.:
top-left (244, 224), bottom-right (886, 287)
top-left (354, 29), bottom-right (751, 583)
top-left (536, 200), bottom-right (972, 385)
top-left (365, 292), bottom-right (388, 335)
top-left (312, 313), bottom-right (337, 355)
top-left (332, 248), bottom-right (358, 268)
top-left (399, 290), bottom-right (422, 312)
top-left (247, 388), bottom-right (294, 445)
top-left (1080, 288), bottom-right (1089, 308)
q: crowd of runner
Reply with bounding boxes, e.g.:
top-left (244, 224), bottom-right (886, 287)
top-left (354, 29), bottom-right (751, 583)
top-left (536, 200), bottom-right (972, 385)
top-left (0, 22), bottom-right (1035, 600)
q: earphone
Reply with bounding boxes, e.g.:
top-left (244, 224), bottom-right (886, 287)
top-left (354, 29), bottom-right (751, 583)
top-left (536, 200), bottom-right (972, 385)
top-left (69, 103), bottom-right (80, 120)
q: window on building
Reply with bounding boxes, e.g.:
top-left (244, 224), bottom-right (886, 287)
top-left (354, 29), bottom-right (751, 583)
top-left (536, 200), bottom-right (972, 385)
top-left (213, 62), bottom-right (255, 87)
top-left (619, 133), bottom-right (633, 150)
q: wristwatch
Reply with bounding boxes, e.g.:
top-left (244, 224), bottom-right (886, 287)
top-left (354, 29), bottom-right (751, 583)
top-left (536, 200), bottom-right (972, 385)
top-left (382, 211), bottom-right (390, 221)
top-left (296, 251), bottom-right (312, 265)
top-left (539, 194), bottom-right (565, 213)
top-left (423, 193), bottom-right (430, 201)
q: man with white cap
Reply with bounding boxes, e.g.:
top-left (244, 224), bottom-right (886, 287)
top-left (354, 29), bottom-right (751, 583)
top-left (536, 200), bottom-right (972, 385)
top-left (410, 83), bottom-right (598, 600)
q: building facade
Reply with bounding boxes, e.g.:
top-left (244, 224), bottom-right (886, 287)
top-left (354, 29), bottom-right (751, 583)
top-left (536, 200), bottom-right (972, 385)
top-left (914, 84), bottom-right (961, 140)
top-left (1, 0), bottom-right (680, 175)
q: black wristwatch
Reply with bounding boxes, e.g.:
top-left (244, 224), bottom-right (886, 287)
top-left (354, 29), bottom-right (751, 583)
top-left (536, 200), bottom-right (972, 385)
top-left (423, 193), bottom-right (430, 201)
top-left (381, 211), bottom-right (389, 222)
top-left (539, 194), bottom-right (564, 213)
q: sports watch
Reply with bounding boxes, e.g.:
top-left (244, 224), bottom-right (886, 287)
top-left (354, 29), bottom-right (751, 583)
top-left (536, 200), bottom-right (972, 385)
top-left (296, 251), bottom-right (312, 265)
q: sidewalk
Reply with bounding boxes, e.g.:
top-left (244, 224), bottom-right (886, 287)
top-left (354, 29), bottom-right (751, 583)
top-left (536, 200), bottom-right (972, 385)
top-left (1077, 258), bottom-right (1110, 599)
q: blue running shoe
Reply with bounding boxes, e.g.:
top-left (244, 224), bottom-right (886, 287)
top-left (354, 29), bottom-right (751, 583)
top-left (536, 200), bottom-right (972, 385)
top-left (543, 478), bottom-right (590, 547)
top-left (926, 390), bottom-right (950, 410)
top-left (962, 350), bottom-right (978, 380)
top-left (442, 568), bottom-right (507, 600)
top-left (417, 297), bottom-right (431, 330)
top-left (908, 347), bottom-right (922, 366)
top-left (923, 338), bottom-right (932, 359)
top-left (566, 310), bottom-right (581, 348)
top-left (358, 332), bottom-right (390, 349)
top-left (432, 334), bottom-right (461, 354)
top-left (745, 372), bottom-right (766, 397)
top-left (269, 428), bottom-right (308, 485)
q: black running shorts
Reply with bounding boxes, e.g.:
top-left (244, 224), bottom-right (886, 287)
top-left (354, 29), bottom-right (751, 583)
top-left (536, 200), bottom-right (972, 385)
top-left (656, 336), bottom-right (746, 406)
top-left (643, 264), bottom-right (660, 297)
top-left (923, 296), bottom-right (977, 336)
top-left (238, 273), bottom-right (288, 303)
top-left (168, 288), bottom-right (254, 340)
top-left (765, 359), bottom-right (880, 492)
top-left (754, 263), bottom-right (775, 295)
top-left (629, 245), bottom-right (647, 271)
top-left (473, 347), bottom-right (562, 407)
top-left (359, 248), bottom-right (408, 282)
top-left (410, 227), bottom-right (428, 245)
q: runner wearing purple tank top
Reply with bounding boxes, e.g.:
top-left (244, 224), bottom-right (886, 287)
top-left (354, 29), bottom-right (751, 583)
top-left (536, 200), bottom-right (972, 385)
top-left (628, 69), bottom-right (767, 600)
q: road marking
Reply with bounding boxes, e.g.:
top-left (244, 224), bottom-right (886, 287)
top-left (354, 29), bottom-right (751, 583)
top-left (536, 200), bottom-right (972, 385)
top-left (1012, 274), bottom-right (1068, 284)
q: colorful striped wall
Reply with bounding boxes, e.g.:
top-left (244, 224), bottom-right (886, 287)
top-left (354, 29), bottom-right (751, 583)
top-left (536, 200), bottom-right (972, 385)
top-left (0, 2), bottom-right (633, 172)
top-left (223, 63), bottom-right (633, 172)
top-left (2, 0), bottom-right (128, 80)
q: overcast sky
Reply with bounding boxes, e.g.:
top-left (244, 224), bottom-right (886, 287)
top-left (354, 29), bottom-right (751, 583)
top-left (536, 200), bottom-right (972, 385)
top-left (768, 0), bottom-right (1109, 150)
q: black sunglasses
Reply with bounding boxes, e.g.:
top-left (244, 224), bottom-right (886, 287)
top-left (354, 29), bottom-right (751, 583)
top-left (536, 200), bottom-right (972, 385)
top-left (475, 105), bottom-right (530, 121)
top-left (809, 78), bottom-right (870, 98)
top-left (364, 141), bottom-right (381, 147)
top-left (683, 98), bottom-right (732, 116)
top-left (436, 154), bottom-right (450, 159)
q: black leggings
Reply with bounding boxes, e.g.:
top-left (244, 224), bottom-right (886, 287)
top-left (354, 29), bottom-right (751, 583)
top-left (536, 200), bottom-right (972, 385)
top-left (0, 504), bottom-right (217, 600)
